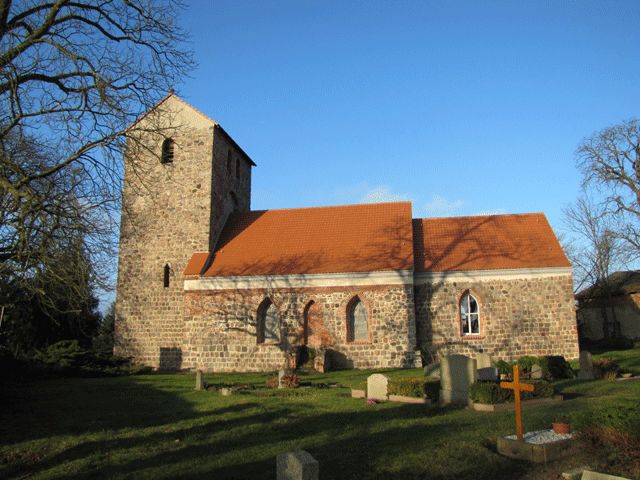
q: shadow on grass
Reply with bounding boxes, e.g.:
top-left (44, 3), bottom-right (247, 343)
top-left (2, 375), bottom-right (524, 480)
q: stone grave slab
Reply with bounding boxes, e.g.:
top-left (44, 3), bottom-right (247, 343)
top-left (439, 354), bottom-right (477, 404)
top-left (367, 373), bottom-right (389, 401)
top-left (477, 367), bottom-right (499, 381)
top-left (277, 450), bottom-right (319, 480)
top-left (497, 430), bottom-right (578, 463)
top-left (581, 470), bottom-right (631, 480)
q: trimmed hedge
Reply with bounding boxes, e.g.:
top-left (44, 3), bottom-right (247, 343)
top-left (492, 355), bottom-right (574, 380)
top-left (388, 377), bottom-right (439, 400)
top-left (469, 380), bottom-right (555, 404)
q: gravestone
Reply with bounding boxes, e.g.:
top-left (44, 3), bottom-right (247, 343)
top-left (476, 352), bottom-right (493, 369)
top-left (278, 369), bottom-right (287, 389)
top-left (578, 351), bottom-right (595, 380)
top-left (277, 450), bottom-right (319, 480)
top-left (440, 354), bottom-right (477, 404)
top-left (581, 470), bottom-right (631, 480)
top-left (195, 370), bottom-right (204, 390)
top-left (531, 364), bottom-right (544, 380)
top-left (367, 373), bottom-right (389, 401)
top-left (477, 367), bottom-right (499, 381)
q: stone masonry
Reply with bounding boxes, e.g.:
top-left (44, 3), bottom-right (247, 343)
top-left (184, 285), bottom-right (417, 371)
top-left (115, 95), bottom-right (252, 368)
top-left (414, 274), bottom-right (579, 362)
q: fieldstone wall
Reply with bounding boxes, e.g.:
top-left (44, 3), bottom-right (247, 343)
top-left (115, 96), bottom-right (252, 368)
top-left (183, 284), bottom-right (417, 372)
top-left (414, 274), bottom-right (579, 362)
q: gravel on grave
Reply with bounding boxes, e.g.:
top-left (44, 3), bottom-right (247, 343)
top-left (505, 429), bottom-right (573, 444)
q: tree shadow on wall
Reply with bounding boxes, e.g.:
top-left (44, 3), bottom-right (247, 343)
top-left (411, 214), bottom-right (567, 362)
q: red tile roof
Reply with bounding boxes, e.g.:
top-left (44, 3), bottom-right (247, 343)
top-left (186, 202), bottom-right (414, 277)
top-left (413, 213), bottom-right (570, 272)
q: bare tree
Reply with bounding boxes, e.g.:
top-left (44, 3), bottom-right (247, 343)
top-left (577, 118), bottom-right (640, 254)
top-left (0, 1), bottom-right (194, 307)
top-left (563, 195), bottom-right (628, 338)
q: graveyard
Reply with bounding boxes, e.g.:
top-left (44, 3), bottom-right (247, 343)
top-left (1, 348), bottom-right (639, 479)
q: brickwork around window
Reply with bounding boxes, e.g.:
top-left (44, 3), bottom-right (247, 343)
top-left (414, 275), bottom-right (579, 362)
top-left (183, 284), bottom-right (417, 372)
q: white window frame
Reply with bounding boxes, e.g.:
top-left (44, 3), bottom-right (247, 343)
top-left (460, 292), bottom-right (480, 336)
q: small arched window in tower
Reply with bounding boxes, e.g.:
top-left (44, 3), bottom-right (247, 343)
top-left (226, 149), bottom-right (232, 173)
top-left (347, 296), bottom-right (368, 342)
top-left (161, 138), bottom-right (174, 164)
top-left (235, 157), bottom-right (240, 179)
top-left (163, 263), bottom-right (171, 288)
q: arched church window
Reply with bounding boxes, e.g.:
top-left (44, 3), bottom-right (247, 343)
top-left (227, 149), bottom-right (232, 173)
top-left (163, 263), bottom-right (171, 288)
top-left (347, 296), bottom-right (368, 342)
top-left (258, 299), bottom-right (280, 344)
top-left (235, 157), bottom-right (240, 179)
top-left (161, 138), bottom-right (174, 164)
top-left (460, 291), bottom-right (480, 335)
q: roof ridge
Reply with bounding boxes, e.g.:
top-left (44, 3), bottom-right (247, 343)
top-left (414, 212), bottom-right (546, 222)
top-left (239, 201), bottom-right (412, 215)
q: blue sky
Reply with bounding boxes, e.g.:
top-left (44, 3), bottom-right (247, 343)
top-left (174, 0), bottom-right (640, 230)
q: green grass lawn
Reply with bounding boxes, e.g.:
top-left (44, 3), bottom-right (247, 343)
top-left (1, 352), bottom-right (639, 480)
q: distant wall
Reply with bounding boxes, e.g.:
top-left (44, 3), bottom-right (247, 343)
top-left (578, 293), bottom-right (640, 341)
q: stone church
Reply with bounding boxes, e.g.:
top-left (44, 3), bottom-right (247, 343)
top-left (115, 93), bottom-right (579, 371)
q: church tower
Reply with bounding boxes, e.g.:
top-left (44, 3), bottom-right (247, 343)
top-left (115, 93), bottom-right (254, 368)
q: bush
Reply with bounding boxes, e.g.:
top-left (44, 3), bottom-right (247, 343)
top-left (469, 380), bottom-right (555, 404)
top-left (545, 355), bottom-right (574, 379)
top-left (593, 357), bottom-right (621, 380)
top-left (516, 356), bottom-right (538, 374)
top-left (31, 340), bottom-right (145, 376)
top-left (495, 360), bottom-right (513, 376)
top-left (266, 373), bottom-right (300, 389)
top-left (387, 377), bottom-right (440, 399)
top-left (388, 377), bottom-right (426, 398)
top-left (281, 373), bottom-right (300, 388)
top-left (469, 381), bottom-right (512, 404)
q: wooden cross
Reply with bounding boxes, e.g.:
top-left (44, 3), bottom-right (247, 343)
top-left (500, 365), bottom-right (534, 441)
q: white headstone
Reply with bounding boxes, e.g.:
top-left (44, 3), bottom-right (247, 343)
top-left (277, 450), bottom-right (319, 480)
top-left (476, 352), bottom-right (493, 369)
top-left (367, 373), bottom-right (389, 401)
top-left (581, 469), bottom-right (631, 480)
top-left (439, 354), bottom-right (477, 404)
top-left (531, 364), bottom-right (544, 379)
top-left (278, 369), bottom-right (287, 389)
top-left (578, 351), bottom-right (595, 380)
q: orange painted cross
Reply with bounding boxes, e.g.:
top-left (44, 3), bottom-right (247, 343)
top-left (500, 365), bottom-right (535, 441)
